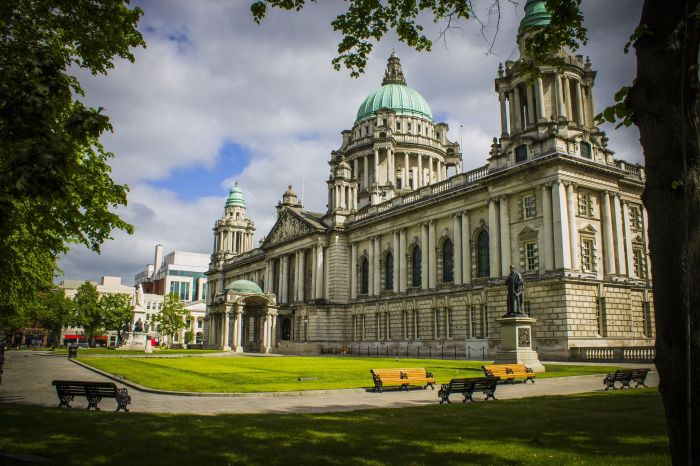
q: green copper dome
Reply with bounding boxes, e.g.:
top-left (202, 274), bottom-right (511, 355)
top-left (355, 84), bottom-right (433, 124)
top-left (225, 279), bottom-right (262, 294)
top-left (225, 182), bottom-right (245, 208)
top-left (520, 0), bottom-right (551, 30)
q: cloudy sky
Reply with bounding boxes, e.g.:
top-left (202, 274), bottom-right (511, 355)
top-left (58, 0), bottom-right (644, 285)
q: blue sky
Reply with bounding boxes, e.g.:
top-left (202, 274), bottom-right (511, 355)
top-left (58, 0), bottom-right (645, 285)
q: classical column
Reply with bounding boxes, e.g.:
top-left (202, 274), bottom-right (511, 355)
top-left (575, 81), bottom-right (585, 126)
top-left (488, 198), bottom-right (500, 277)
top-left (499, 89), bottom-right (508, 136)
top-left (264, 261), bottom-right (271, 293)
top-left (622, 201), bottom-right (635, 278)
top-left (586, 84), bottom-right (595, 128)
top-left (461, 212), bottom-right (471, 283)
top-left (536, 76), bottom-right (546, 120)
top-left (601, 191), bottom-right (616, 275)
top-left (612, 194), bottom-right (627, 276)
top-left (428, 220), bottom-right (437, 288)
top-left (373, 149), bottom-right (379, 185)
top-left (428, 156), bottom-right (434, 185)
top-left (513, 87), bottom-right (522, 131)
top-left (641, 206), bottom-right (652, 280)
top-left (315, 244), bottom-right (324, 299)
top-left (542, 184), bottom-right (554, 271)
top-left (421, 223), bottom-right (429, 288)
top-left (453, 214), bottom-right (462, 284)
top-left (526, 84), bottom-right (535, 125)
top-left (508, 90), bottom-right (517, 134)
top-left (499, 195), bottom-right (511, 276)
top-left (323, 247), bottom-right (330, 299)
top-left (436, 160), bottom-right (442, 182)
top-left (310, 247), bottom-right (317, 300)
top-left (350, 242), bottom-right (358, 299)
top-left (564, 76), bottom-right (573, 120)
top-left (551, 180), bottom-right (571, 270)
top-left (277, 257), bottom-right (283, 300)
top-left (368, 238), bottom-right (374, 295)
top-left (566, 183), bottom-right (580, 270)
top-left (353, 158), bottom-right (358, 181)
top-left (417, 154), bottom-right (423, 187)
top-left (388, 148), bottom-right (394, 185)
top-left (233, 306), bottom-right (243, 352)
top-left (298, 249), bottom-right (305, 302)
top-left (270, 311), bottom-right (277, 349)
top-left (399, 228), bottom-right (407, 292)
top-left (281, 255), bottom-right (289, 303)
top-left (404, 152), bottom-right (409, 188)
top-left (373, 236), bottom-right (381, 295)
top-left (223, 308), bottom-right (231, 350)
top-left (392, 231), bottom-right (399, 292)
top-left (363, 155), bottom-right (369, 188)
top-left (555, 74), bottom-right (566, 117)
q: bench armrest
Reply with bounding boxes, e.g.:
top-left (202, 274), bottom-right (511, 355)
top-left (425, 371), bottom-right (434, 379)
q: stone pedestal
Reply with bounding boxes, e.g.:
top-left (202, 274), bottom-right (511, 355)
top-left (117, 332), bottom-right (147, 351)
top-left (494, 315), bottom-right (545, 372)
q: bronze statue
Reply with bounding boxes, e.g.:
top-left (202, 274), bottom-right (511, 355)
top-left (133, 318), bottom-right (143, 333)
top-left (505, 265), bottom-right (525, 316)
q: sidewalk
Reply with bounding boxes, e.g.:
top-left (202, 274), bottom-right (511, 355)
top-left (0, 351), bottom-right (658, 415)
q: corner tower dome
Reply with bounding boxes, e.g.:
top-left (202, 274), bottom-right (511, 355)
top-left (355, 52), bottom-right (433, 124)
top-left (519, 0), bottom-right (551, 31)
top-left (225, 182), bottom-right (245, 208)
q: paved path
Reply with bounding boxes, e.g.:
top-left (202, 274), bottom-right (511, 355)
top-left (0, 351), bottom-right (658, 415)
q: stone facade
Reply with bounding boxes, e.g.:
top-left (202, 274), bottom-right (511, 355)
top-left (204, 2), bottom-right (654, 360)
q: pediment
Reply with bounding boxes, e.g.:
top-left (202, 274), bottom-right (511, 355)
top-left (579, 224), bottom-right (598, 234)
top-left (262, 210), bottom-right (319, 248)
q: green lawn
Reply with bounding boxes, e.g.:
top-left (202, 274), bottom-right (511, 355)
top-left (0, 390), bottom-right (669, 465)
top-left (80, 356), bottom-right (619, 392)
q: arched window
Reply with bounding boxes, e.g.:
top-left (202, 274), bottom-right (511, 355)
top-left (411, 246), bottom-right (422, 287)
top-left (360, 257), bottom-right (369, 294)
top-left (442, 238), bottom-right (454, 283)
top-left (476, 230), bottom-right (490, 277)
top-left (385, 252), bottom-right (394, 291)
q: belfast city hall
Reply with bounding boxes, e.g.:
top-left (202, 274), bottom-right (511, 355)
top-left (203, 0), bottom-right (654, 360)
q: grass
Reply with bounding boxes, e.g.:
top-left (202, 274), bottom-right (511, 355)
top-left (79, 356), bottom-right (619, 392)
top-left (0, 389), bottom-right (669, 465)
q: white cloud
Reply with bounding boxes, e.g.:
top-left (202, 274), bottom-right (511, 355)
top-left (58, 0), bottom-right (644, 284)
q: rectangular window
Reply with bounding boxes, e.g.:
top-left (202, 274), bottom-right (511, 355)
top-left (483, 305), bottom-right (489, 338)
top-left (413, 310), bottom-right (420, 339)
top-left (581, 238), bottom-right (595, 272)
top-left (524, 300), bottom-right (531, 316)
top-left (197, 320), bottom-right (203, 329)
top-left (642, 302), bottom-right (652, 337)
top-left (385, 313), bottom-right (390, 340)
top-left (524, 242), bottom-right (538, 271)
top-left (633, 248), bottom-right (647, 279)
top-left (362, 314), bottom-right (366, 340)
top-left (470, 306), bottom-right (478, 338)
top-left (376, 313), bottom-right (381, 340)
top-left (402, 311), bottom-right (407, 340)
top-left (522, 195), bottom-right (536, 219)
top-left (515, 145), bottom-right (528, 163)
top-left (596, 297), bottom-right (607, 337)
top-left (630, 206), bottom-right (642, 229)
top-left (396, 122), bottom-right (401, 131)
top-left (383, 118), bottom-right (388, 127)
top-left (578, 193), bottom-right (592, 217)
top-left (447, 309), bottom-right (453, 339)
top-left (433, 309), bottom-right (440, 340)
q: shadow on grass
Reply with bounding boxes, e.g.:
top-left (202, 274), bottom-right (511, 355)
top-left (0, 390), bottom-right (669, 466)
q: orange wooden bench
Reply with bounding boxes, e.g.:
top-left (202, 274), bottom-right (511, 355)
top-left (482, 364), bottom-right (536, 383)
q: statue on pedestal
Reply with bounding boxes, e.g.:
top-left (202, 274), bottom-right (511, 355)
top-left (133, 318), bottom-right (143, 333)
top-left (505, 265), bottom-right (525, 316)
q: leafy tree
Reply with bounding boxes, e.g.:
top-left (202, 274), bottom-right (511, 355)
top-left (184, 330), bottom-right (195, 345)
top-left (0, 1), bottom-right (144, 326)
top-left (155, 293), bottom-right (188, 348)
top-left (99, 293), bottom-right (133, 346)
top-left (252, 0), bottom-right (699, 462)
top-left (36, 290), bottom-right (74, 347)
top-left (72, 281), bottom-right (102, 346)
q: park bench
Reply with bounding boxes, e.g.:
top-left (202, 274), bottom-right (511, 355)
top-left (370, 368), bottom-right (435, 392)
top-left (51, 380), bottom-right (131, 411)
top-left (482, 364), bottom-right (536, 384)
top-left (438, 377), bottom-right (499, 404)
top-left (603, 368), bottom-right (650, 390)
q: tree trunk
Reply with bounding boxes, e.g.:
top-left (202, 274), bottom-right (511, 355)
top-left (629, 1), bottom-right (700, 463)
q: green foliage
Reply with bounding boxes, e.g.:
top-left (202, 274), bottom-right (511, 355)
top-left (0, 391), bottom-right (670, 464)
top-left (184, 330), bottom-right (195, 345)
top-left (83, 356), bottom-right (618, 393)
top-left (251, 0), bottom-right (471, 77)
top-left (35, 290), bottom-right (74, 344)
top-left (155, 293), bottom-right (189, 347)
top-left (72, 281), bottom-right (102, 345)
top-left (0, 0), bottom-right (144, 324)
top-left (595, 85), bottom-right (635, 128)
top-left (99, 293), bottom-right (132, 345)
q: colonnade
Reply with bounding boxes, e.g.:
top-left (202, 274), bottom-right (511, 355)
top-left (499, 72), bottom-right (594, 137)
top-left (265, 244), bottom-right (325, 304)
top-left (208, 304), bottom-right (278, 353)
top-left (215, 229), bottom-right (254, 255)
top-left (351, 149), bottom-right (448, 190)
top-left (329, 183), bottom-right (358, 211)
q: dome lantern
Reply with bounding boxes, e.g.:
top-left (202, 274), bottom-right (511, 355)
top-left (225, 181), bottom-right (246, 208)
